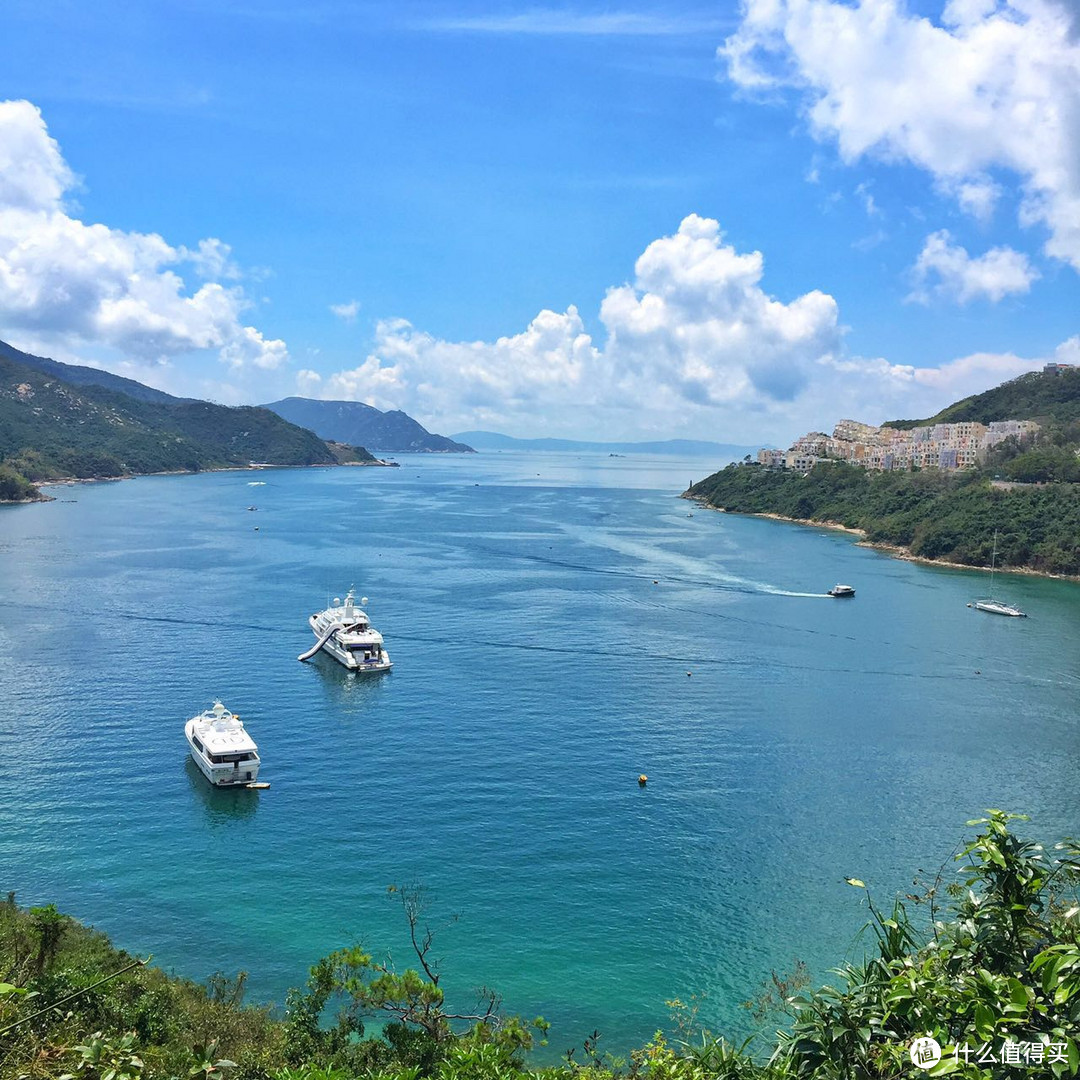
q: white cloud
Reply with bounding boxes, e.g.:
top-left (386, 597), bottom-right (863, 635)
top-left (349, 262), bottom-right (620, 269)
top-left (0, 99), bottom-right (287, 369)
top-left (909, 230), bottom-right (1040, 303)
top-left (297, 215), bottom-right (843, 439)
top-left (181, 237), bottom-right (242, 281)
top-left (947, 176), bottom-right (1002, 221)
top-left (299, 213), bottom-right (1067, 441)
top-left (598, 214), bottom-right (841, 406)
top-left (330, 299), bottom-right (360, 322)
top-left (720, 0), bottom-right (1080, 268)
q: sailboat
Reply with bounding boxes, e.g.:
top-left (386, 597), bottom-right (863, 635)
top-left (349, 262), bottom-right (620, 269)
top-left (972, 531), bottom-right (1027, 617)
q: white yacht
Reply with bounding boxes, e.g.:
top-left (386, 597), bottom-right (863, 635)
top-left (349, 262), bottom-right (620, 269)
top-left (972, 531), bottom-right (1027, 618)
top-left (298, 590), bottom-right (392, 672)
top-left (828, 584), bottom-right (856, 598)
top-left (974, 599), bottom-right (1027, 617)
top-left (185, 702), bottom-right (261, 787)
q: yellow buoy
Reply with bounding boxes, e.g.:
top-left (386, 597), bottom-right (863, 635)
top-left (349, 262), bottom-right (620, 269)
top-left (638, 774), bottom-right (648, 786)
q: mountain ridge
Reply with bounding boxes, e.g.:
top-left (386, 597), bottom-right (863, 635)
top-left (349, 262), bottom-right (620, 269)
top-left (0, 339), bottom-right (190, 405)
top-left (264, 397), bottom-right (474, 453)
top-left (0, 343), bottom-right (383, 499)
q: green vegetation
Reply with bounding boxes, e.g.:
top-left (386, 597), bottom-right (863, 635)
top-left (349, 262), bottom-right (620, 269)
top-left (687, 461), bottom-right (1080, 575)
top-left (0, 350), bottom-right (340, 499)
top-left (0, 463), bottom-right (45, 503)
top-left (325, 443), bottom-right (379, 466)
top-left (886, 369), bottom-right (1080, 429)
top-left (4, 814), bottom-right (1080, 1079)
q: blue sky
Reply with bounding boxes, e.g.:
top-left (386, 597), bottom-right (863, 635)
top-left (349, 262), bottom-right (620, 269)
top-left (0, 0), bottom-right (1077, 442)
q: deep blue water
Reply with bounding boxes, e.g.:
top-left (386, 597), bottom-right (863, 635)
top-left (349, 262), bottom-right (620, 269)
top-left (1, 452), bottom-right (1078, 1055)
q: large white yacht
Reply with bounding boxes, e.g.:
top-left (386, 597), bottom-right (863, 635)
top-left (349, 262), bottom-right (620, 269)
top-left (185, 702), bottom-right (261, 787)
top-left (298, 590), bottom-right (392, 672)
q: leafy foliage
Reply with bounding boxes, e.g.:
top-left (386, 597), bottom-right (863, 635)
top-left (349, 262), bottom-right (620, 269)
top-left (0, 461), bottom-right (43, 502)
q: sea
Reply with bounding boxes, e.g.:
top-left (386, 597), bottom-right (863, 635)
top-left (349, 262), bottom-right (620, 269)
top-left (1, 451), bottom-right (1077, 1055)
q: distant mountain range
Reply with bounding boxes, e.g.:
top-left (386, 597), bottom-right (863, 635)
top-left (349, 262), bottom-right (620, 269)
top-left (0, 342), bottom-right (379, 499)
top-left (264, 398), bottom-right (474, 453)
top-left (452, 431), bottom-right (760, 457)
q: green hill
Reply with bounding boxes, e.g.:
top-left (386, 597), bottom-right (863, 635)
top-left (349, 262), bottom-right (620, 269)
top-left (0, 347), bottom-right (343, 496)
top-left (687, 367), bottom-right (1080, 576)
top-left (886, 367), bottom-right (1080, 429)
top-left (0, 338), bottom-right (191, 405)
top-left (265, 397), bottom-right (474, 453)
top-left (687, 461), bottom-right (1080, 575)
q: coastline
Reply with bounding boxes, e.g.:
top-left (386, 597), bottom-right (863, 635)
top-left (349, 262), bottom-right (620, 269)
top-left (0, 491), bottom-right (54, 505)
top-left (684, 494), bottom-right (1080, 583)
top-left (29, 458), bottom-right (398, 494)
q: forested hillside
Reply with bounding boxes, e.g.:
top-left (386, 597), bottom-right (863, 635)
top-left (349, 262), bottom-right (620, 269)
top-left (687, 461), bottom-right (1080, 575)
top-left (0, 350), bottom-right (337, 494)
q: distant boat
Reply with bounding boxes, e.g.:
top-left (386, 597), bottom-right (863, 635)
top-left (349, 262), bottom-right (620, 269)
top-left (827, 584), bottom-right (855, 598)
top-left (973, 532), bottom-right (1026, 617)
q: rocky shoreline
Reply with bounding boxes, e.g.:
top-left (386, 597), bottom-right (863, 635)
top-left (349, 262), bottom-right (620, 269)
top-left (684, 495), bottom-right (1080, 583)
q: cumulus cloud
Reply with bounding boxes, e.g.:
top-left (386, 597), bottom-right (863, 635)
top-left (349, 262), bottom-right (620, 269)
top-left (720, 0), bottom-right (1080, 268)
top-left (297, 217), bottom-right (844, 438)
top-left (301, 306), bottom-right (601, 424)
top-left (298, 213), bottom-right (1076, 441)
top-left (598, 214), bottom-right (841, 406)
top-left (0, 99), bottom-right (287, 369)
top-left (909, 230), bottom-right (1040, 303)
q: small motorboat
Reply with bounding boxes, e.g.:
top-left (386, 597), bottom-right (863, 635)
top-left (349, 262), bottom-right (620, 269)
top-left (827, 584), bottom-right (856, 598)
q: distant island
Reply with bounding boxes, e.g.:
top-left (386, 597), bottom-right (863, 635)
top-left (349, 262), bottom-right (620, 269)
top-left (686, 367), bottom-right (1080, 577)
top-left (265, 397), bottom-right (474, 453)
top-left (452, 430), bottom-right (760, 456)
top-left (0, 341), bottom-right (390, 503)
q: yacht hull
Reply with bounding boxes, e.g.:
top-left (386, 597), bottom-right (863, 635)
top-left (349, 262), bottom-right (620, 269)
top-left (974, 601), bottom-right (1027, 617)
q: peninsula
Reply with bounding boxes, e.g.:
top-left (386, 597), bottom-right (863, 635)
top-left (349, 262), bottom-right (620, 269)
top-left (0, 340), bottom-right (388, 502)
top-left (686, 367), bottom-right (1080, 577)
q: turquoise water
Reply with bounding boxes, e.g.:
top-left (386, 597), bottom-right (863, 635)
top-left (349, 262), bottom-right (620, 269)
top-left (1, 452), bottom-right (1078, 1054)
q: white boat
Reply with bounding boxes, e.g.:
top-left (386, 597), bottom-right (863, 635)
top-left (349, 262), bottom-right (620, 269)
top-left (974, 599), bottom-right (1027, 617)
top-left (828, 584), bottom-right (855, 597)
top-left (185, 702), bottom-right (261, 787)
top-left (298, 590), bottom-right (392, 672)
top-left (972, 531), bottom-right (1027, 617)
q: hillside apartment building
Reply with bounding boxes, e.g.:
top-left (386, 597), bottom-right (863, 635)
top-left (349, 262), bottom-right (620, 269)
top-left (758, 419), bottom-right (1041, 474)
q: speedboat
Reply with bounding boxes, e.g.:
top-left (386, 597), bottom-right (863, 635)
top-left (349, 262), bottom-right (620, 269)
top-left (298, 590), bottom-right (392, 672)
top-left (827, 584), bottom-right (856, 597)
top-left (185, 702), bottom-right (261, 787)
